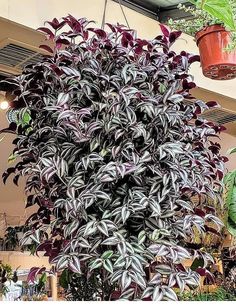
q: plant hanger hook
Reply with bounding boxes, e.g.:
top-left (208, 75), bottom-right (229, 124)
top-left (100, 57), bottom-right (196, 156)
top-left (101, 0), bottom-right (130, 30)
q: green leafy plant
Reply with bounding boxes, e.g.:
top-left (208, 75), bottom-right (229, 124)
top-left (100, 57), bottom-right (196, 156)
top-left (190, 0), bottom-right (236, 30)
top-left (168, 0), bottom-right (236, 50)
top-left (59, 269), bottom-right (105, 300)
top-left (2, 225), bottom-right (36, 253)
top-left (178, 287), bottom-right (236, 301)
top-left (223, 147), bottom-right (236, 236)
top-left (0, 16), bottom-right (226, 300)
top-left (0, 262), bottom-right (18, 296)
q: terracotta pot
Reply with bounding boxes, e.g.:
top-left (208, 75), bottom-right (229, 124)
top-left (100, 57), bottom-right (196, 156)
top-left (195, 24), bottom-right (236, 80)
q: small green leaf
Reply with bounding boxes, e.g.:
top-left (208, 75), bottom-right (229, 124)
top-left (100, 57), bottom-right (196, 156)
top-left (89, 259), bottom-right (103, 270)
top-left (227, 147), bottom-right (236, 155)
top-left (8, 153), bottom-right (17, 164)
top-left (102, 250), bottom-right (113, 259)
top-left (103, 259), bottom-right (113, 273)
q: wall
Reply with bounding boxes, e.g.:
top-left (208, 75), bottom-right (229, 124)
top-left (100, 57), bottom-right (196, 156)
top-left (0, 0), bottom-right (235, 99)
top-left (0, 251), bottom-right (51, 269)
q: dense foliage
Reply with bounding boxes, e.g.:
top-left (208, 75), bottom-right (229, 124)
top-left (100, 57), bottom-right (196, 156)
top-left (0, 16), bottom-right (226, 300)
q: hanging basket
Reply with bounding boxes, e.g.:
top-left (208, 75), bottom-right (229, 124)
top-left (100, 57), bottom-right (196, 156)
top-left (195, 24), bottom-right (236, 80)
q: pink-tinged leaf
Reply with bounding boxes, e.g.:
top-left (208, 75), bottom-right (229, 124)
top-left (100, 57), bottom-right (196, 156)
top-left (214, 125), bottom-right (226, 133)
top-left (39, 45), bottom-right (54, 54)
top-left (221, 156), bottom-right (229, 163)
top-left (37, 27), bottom-right (55, 39)
top-left (123, 32), bottom-right (133, 41)
top-left (106, 23), bottom-right (116, 32)
top-left (169, 31), bottom-right (182, 43)
top-left (56, 43), bottom-right (62, 49)
top-left (27, 267), bottom-right (46, 283)
top-left (68, 256), bottom-right (81, 273)
top-left (134, 46), bottom-right (143, 55)
top-left (160, 24), bottom-right (170, 37)
top-left (89, 28), bottom-right (107, 39)
top-left (45, 18), bottom-right (60, 30)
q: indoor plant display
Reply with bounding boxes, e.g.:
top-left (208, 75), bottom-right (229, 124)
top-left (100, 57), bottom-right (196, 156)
top-left (168, 0), bottom-right (236, 80)
top-left (0, 16), bottom-right (226, 300)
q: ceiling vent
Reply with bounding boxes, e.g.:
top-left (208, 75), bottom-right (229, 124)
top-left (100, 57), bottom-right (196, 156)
top-left (0, 17), bottom-right (50, 76)
top-left (0, 42), bottom-right (43, 70)
top-left (0, 39), bottom-right (44, 75)
top-left (201, 109), bottom-right (236, 125)
top-left (184, 99), bottom-right (236, 125)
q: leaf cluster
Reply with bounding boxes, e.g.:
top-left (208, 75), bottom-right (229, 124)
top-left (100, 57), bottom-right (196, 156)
top-left (0, 16), bottom-right (226, 300)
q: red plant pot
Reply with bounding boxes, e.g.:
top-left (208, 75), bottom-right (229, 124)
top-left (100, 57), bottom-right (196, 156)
top-left (195, 24), bottom-right (236, 80)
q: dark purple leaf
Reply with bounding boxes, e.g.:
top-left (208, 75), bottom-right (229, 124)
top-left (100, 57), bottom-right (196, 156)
top-left (56, 38), bottom-right (70, 45)
top-left (169, 31), bottom-right (182, 43)
top-left (196, 267), bottom-right (206, 276)
top-left (37, 27), bottom-right (55, 39)
top-left (189, 55), bottom-right (200, 64)
top-left (206, 101), bottom-right (219, 108)
top-left (159, 24), bottom-right (170, 37)
top-left (39, 45), bottom-right (54, 53)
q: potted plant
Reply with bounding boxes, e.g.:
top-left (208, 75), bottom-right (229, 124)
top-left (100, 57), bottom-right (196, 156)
top-left (0, 16), bottom-right (226, 300)
top-left (168, 0), bottom-right (236, 80)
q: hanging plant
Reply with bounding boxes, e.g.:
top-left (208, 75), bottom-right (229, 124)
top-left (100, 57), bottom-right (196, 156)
top-left (168, 0), bottom-right (236, 80)
top-left (0, 16), bottom-right (226, 301)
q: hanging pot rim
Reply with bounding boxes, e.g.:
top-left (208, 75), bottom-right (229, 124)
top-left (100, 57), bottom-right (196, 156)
top-left (195, 24), bottom-right (228, 46)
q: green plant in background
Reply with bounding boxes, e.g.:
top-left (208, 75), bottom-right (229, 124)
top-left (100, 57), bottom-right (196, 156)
top-left (0, 262), bottom-right (18, 296)
top-left (59, 269), bottom-right (106, 301)
top-left (223, 147), bottom-right (236, 236)
top-left (35, 272), bottom-right (47, 294)
top-left (2, 225), bottom-right (37, 253)
top-left (178, 287), bottom-right (236, 301)
top-left (168, 0), bottom-right (236, 50)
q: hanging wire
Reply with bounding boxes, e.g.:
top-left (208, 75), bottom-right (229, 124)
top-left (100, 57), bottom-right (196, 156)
top-left (101, 0), bottom-right (108, 30)
top-left (101, 0), bottom-right (130, 30)
top-left (118, 0), bottom-right (130, 29)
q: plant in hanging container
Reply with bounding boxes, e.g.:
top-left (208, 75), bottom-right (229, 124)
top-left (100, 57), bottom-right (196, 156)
top-left (0, 16), bottom-right (227, 300)
top-left (168, 0), bottom-right (236, 80)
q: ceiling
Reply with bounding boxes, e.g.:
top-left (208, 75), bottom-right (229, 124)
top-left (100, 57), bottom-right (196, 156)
top-left (113, 0), bottom-right (192, 21)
